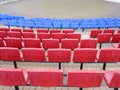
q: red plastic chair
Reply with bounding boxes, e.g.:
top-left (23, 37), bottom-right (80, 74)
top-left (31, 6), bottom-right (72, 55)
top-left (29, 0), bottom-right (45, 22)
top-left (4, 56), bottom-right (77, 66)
top-left (27, 69), bottom-right (63, 87)
top-left (0, 27), bottom-right (9, 33)
top-left (90, 30), bottom-right (102, 38)
top-left (4, 38), bottom-right (22, 48)
top-left (37, 33), bottom-right (51, 41)
top-left (37, 29), bottom-right (48, 33)
top-left (22, 32), bottom-right (36, 38)
top-left (42, 39), bottom-right (59, 49)
top-left (111, 34), bottom-right (120, 43)
top-left (67, 33), bottom-right (81, 42)
top-left (104, 70), bottom-right (120, 90)
top-left (61, 39), bottom-right (79, 50)
top-left (23, 38), bottom-right (41, 48)
top-left (0, 68), bottom-right (27, 90)
top-left (7, 31), bottom-right (21, 38)
top-left (0, 31), bottom-right (7, 39)
top-left (23, 29), bottom-right (34, 32)
top-left (80, 39), bottom-right (98, 48)
top-left (51, 33), bottom-right (66, 42)
top-left (22, 48), bottom-right (45, 62)
top-left (68, 70), bottom-right (105, 89)
top-left (0, 38), bottom-right (5, 47)
top-left (103, 29), bottom-right (115, 36)
top-left (11, 28), bottom-right (22, 33)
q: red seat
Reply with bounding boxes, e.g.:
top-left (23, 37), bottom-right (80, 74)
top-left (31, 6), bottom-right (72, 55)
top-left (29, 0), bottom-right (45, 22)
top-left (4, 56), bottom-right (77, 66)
top-left (97, 33), bottom-right (112, 43)
top-left (103, 29), bottom-right (115, 36)
top-left (61, 39), bottom-right (79, 50)
top-left (7, 31), bottom-right (21, 38)
top-left (80, 39), bottom-right (98, 48)
top-left (37, 29), bottom-right (48, 33)
top-left (97, 48), bottom-right (120, 62)
top-left (22, 32), bottom-right (36, 38)
top-left (0, 47), bottom-right (21, 61)
top-left (111, 34), bottom-right (120, 43)
top-left (22, 48), bottom-right (45, 62)
top-left (0, 68), bottom-right (27, 86)
top-left (0, 38), bottom-right (5, 47)
top-left (4, 38), bottom-right (22, 48)
top-left (111, 43), bottom-right (120, 48)
top-left (0, 28), bottom-right (9, 33)
top-left (104, 70), bottom-right (120, 88)
top-left (48, 49), bottom-right (71, 62)
top-left (90, 30), bottom-right (102, 38)
top-left (23, 29), bottom-right (34, 32)
top-left (73, 49), bottom-right (98, 63)
top-left (23, 38), bottom-right (41, 48)
top-left (11, 28), bottom-right (22, 33)
top-left (118, 30), bottom-right (120, 33)
top-left (62, 29), bottom-right (74, 35)
top-left (67, 33), bottom-right (81, 41)
top-left (0, 31), bottom-right (7, 39)
top-left (68, 70), bottom-right (105, 88)
top-left (50, 29), bottom-right (61, 36)
top-left (51, 33), bottom-right (66, 42)
top-left (27, 69), bottom-right (63, 87)
top-left (37, 33), bottom-right (51, 41)
top-left (42, 39), bottom-right (59, 49)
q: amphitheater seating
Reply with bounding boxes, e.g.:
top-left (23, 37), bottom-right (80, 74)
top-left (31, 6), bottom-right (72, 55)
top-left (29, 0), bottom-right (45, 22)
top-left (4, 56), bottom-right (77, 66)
top-left (37, 33), bottom-right (51, 41)
top-left (111, 33), bottom-right (120, 43)
top-left (0, 38), bottom-right (5, 47)
top-left (90, 30), bottom-right (102, 38)
top-left (23, 38), bottom-right (41, 48)
top-left (21, 48), bottom-right (45, 62)
top-left (4, 38), bottom-right (22, 48)
top-left (80, 39), bottom-right (98, 48)
top-left (0, 31), bottom-right (7, 39)
top-left (67, 33), bottom-right (81, 41)
top-left (37, 29), bottom-right (48, 33)
top-left (42, 39), bottom-right (59, 49)
top-left (27, 69), bottom-right (63, 86)
top-left (22, 32), bottom-right (36, 38)
top-left (61, 39), bottom-right (79, 49)
top-left (7, 31), bottom-right (21, 38)
top-left (67, 70), bottom-right (105, 88)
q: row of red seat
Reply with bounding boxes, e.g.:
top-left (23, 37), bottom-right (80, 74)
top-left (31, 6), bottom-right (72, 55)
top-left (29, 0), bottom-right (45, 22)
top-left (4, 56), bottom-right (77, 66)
top-left (0, 68), bottom-right (119, 89)
top-left (0, 47), bottom-right (120, 63)
top-left (0, 38), bottom-right (98, 49)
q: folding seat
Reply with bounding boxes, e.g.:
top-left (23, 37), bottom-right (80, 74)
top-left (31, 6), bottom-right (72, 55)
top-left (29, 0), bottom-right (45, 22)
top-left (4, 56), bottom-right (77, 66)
top-left (37, 29), bottom-right (48, 33)
top-left (51, 33), bottom-right (66, 42)
top-left (42, 39), bottom-right (59, 49)
top-left (67, 33), bottom-right (81, 42)
top-left (7, 31), bottom-right (21, 38)
top-left (0, 27), bottom-right (9, 33)
top-left (62, 29), bottom-right (74, 35)
top-left (0, 31), bottom-right (7, 39)
top-left (68, 70), bottom-right (105, 89)
top-left (37, 33), bottom-right (51, 41)
top-left (61, 39), bottom-right (79, 50)
top-left (104, 70), bottom-right (120, 90)
top-left (111, 42), bottom-right (120, 48)
top-left (80, 39), bottom-right (98, 48)
top-left (90, 30), bottom-right (102, 38)
top-left (49, 29), bottom-right (61, 36)
top-left (22, 48), bottom-right (45, 62)
top-left (27, 69), bottom-right (63, 86)
top-left (23, 38), bottom-right (41, 48)
top-left (11, 28), bottom-right (22, 33)
top-left (111, 34), bottom-right (120, 43)
top-left (103, 29), bottom-right (115, 36)
top-left (23, 29), bottom-right (34, 32)
top-left (0, 68), bottom-right (27, 89)
top-left (22, 32), bottom-right (36, 38)
top-left (97, 48), bottom-right (120, 70)
top-left (0, 47), bottom-right (21, 61)
top-left (0, 38), bottom-right (5, 47)
top-left (4, 38), bottom-right (22, 48)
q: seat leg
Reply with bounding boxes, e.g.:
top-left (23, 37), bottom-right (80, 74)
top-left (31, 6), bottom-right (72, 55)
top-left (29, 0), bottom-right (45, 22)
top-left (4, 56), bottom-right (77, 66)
top-left (59, 62), bottom-right (61, 70)
top-left (114, 88), bottom-right (118, 90)
top-left (15, 86), bottom-right (19, 90)
top-left (99, 43), bottom-right (102, 49)
top-left (103, 63), bottom-right (106, 70)
top-left (80, 63), bottom-right (83, 70)
top-left (82, 28), bottom-right (85, 32)
top-left (79, 88), bottom-right (83, 90)
top-left (13, 61), bottom-right (17, 68)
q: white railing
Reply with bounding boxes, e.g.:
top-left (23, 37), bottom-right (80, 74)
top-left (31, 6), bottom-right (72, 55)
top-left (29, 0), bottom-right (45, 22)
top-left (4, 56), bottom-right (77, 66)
top-left (0, 0), bottom-right (19, 5)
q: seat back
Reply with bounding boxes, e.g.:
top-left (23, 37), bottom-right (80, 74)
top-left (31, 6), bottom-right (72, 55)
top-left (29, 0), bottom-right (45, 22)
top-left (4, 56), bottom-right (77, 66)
top-left (0, 68), bottom-right (27, 86)
top-left (62, 29), bottom-right (74, 35)
top-left (97, 48), bottom-right (120, 62)
top-left (111, 34), bottom-right (120, 43)
top-left (23, 29), bottom-right (34, 32)
top-left (11, 28), bottom-right (22, 33)
top-left (0, 31), bottom-right (7, 39)
top-left (80, 39), bottom-right (98, 48)
top-left (0, 47), bottom-right (21, 61)
top-left (22, 48), bottom-right (45, 62)
top-left (90, 30), bottom-right (102, 38)
top-left (7, 31), bottom-right (21, 38)
top-left (23, 38), bottom-right (41, 48)
top-left (103, 29), bottom-right (115, 35)
top-left (27, 69), bottom-right (63, 87)
top-left (50, 29), bottom-right (61, 36)
top-left (67, 33), bottom-right (81, 41)
top-left (4, 38), bottom-right (22, 48)
top-left (22, 32), bottom-right (36, 38)
top-left (68, 70), bottom-right (105, 88)
top-left (97, 33), bottom-right (112, 43)
top-left (37, 29), bottom-right (48, 33)
top-left (42, 39), bottom-right (59, 49)
top-left (37, 33), bottom-right (51, 41)
top-left (0, 28), bottom-right (9, 33)
top-left (73, 49), bottom-right (97, 63)
top-left (48, 49), bottom-right (71, 62)
top-left (61, 39), bottom-right (79, 50)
